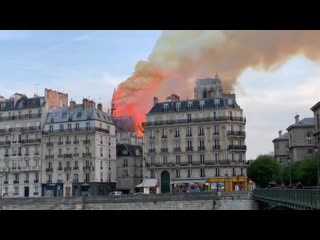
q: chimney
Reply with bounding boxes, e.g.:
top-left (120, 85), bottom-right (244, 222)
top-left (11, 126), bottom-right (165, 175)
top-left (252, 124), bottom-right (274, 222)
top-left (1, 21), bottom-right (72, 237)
top-left (278, 130), bottom-right (282, 137)
top-left (295, 114), bottom-right (300, 124)
top-left (97, 103), bottom-right (103, 111)
top-left (83, 98), bottom-right (89, 109)
top-left (0, 96), bottom-right (5, 102)
top-left (153, 97), bottom-right (158, 105)
top-left (70, 100), bottom-right (76, 110)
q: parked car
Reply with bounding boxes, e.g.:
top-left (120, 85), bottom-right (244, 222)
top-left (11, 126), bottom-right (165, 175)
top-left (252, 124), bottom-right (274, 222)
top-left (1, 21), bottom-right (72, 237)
top-left (110, 191), bottom-right (123, 196)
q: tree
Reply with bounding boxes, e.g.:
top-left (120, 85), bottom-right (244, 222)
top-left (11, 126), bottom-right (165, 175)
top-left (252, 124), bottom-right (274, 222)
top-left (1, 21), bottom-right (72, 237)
top-left (247, 155), bottom-right (280, 188)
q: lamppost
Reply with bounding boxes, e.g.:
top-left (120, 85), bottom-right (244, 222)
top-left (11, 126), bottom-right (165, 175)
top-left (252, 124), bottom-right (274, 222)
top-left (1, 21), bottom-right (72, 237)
top-left (287, 147), bottom-right (292, 186)
top-left (314, 146), bottom-right (320, 185)
top-left (0, 175), bottom-right (2, 198)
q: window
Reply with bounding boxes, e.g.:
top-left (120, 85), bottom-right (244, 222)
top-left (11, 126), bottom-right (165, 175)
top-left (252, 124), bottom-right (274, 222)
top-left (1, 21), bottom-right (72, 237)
top-left (241, 168), bottom-right (243, 176)
top-left (86, 122), bottom-right (90, 130)
top-left (200, 154), bottom-right (205, 164)
top-left (187, 169), bottom-right (192, 178)
top-left (74, 174), bottom-right (78, 181)
top-left (58, 162), bottom-right (62, 168)
top-left (15, 174), bottom-right (19, 181)
top-left (175, 140), bottom-right (180, 149)
top-left (151, 156), bottom-right (155, 165)
top-left (176, 102), bottom-right (181, 112)
top-left (162, 129), bottom-right (167, 137)
top-left (176, 155), bottom-right (180, 165)
top-left (150, 170), bottom-right (155, 178)
top-left (175, 169), bottom-right (180, 178)
top-left (163, 104), bottom-right (168, 112)
top-left (35, 173), bottom-right (39, 181)
top-left (188, 155), bottom-right (192, 165)
top-left (199, 127), bottom-right (204, 136)
top-left (85, 173), bottom-right (90, 182)
top-left (200, 168), bottom-right (205, 177)
top-left (100, 135), bottom-right (103, 144)
top-left (68, 124), bottom-right (72, 131)
top-left (100, 160), bottom-right (103, 170)
top-left (229, 111), bottom-right (233, 120)
top-left (14, 187), bottom-right (19, 194)
top-left (232, 168), bottom-right (235, 176)
top-left (60, 124), bottom-right (64, 132)
top-left (4, 187), bottom-right (8, 195)
top-left (215, 168), bottom-right (220, 176)
top-left (34, 186), bottom-right (39, 193)
top-left (75, 123), bottom-right (79, 130)
top-left (123, 170), bottom-right (128, 177)
top-left (67, 174), bottom-right (70, 181)
top-left (214, 126), bottom-right (219, 135)
top-left (49, 125), bottom-right (53, 132)
top-left (86, 147), bottom-right (90, 154)
top-left (186, 127), bottom-right (192, 137)
top-left (74, 161), bottom-right (78, 168)
top-left (214, 99), bottom-right (220, 108)
top-left (77, 112), bottom-right (82, 118)
top-left (187, 140), bottom-right (192, 148)
top-left (199, 100), bottom-right (205, 109)
top-left (62, 112), bottom-right (67, 119)
top-left (25, 147), bottom-right (29, 155)
top-left (25, 173), bottom-right (29, 181)
top-left (163, 156), bottom-right (168, 165)
top-left (100, 147), bottom-right (103, 157)
top-left (123, 159), bottom-right (128, 167)
top-left (187, 113), bottom-right (192, 123)
top-left (28, 110), bottom-right (32, 118)
top-left (213, 111), bottom-right (217, 120)
top-left (187, 102), bottom-right (193, 110)
top-left (48, 162), bottom-right (52, 169)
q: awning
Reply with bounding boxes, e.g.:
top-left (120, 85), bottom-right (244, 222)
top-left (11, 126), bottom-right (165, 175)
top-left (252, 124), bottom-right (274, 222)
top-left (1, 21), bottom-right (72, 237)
top-left (136, 178), bottom-right (158, 188)
top-left (173, 179), bottom-right (206, 184)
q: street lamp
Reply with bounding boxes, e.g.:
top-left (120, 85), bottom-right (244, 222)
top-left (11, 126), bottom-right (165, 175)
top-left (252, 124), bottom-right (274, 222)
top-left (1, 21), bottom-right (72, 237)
top-left (0, 175), bottom-right (2, 198)
top-left (314, 146), bottom-right (320, 185)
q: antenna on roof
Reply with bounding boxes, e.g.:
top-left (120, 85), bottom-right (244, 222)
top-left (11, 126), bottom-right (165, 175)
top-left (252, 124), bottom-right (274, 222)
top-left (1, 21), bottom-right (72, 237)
top-left (34, 83), bottom-right (39, 97)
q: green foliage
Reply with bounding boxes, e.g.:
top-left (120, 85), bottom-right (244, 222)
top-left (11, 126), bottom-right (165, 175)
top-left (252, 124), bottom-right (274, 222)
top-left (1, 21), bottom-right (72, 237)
top-left (282, 156), bottom-right (320, 186)
top-left (248, 155), bottom-right (280, 187)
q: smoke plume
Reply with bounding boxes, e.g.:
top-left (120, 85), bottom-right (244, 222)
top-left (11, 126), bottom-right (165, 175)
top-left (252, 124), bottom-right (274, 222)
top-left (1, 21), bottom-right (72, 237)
top-left (113, 30), bottom-right (320, 136)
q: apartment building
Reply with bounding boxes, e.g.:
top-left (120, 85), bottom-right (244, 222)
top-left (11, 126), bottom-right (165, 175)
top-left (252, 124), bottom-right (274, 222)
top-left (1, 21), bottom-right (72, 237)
top-left (272, 130), bottom-right (289, 165)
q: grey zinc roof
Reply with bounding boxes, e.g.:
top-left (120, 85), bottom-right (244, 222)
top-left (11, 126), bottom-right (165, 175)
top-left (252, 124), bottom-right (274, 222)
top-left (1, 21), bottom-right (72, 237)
top-left (292, 118), bottom-right (314, 126)
top-left (0, 96), bottom-right (45, 111)
top-left (148, 97), bottom-right (240, 114)
top-left (273, 132), bottom-right (289, 141)
top-left (45, 106), bottom-right (112, 124)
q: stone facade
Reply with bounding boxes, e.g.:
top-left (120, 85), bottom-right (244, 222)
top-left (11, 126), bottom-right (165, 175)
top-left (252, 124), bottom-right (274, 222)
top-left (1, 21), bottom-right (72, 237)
top-left (272, 130), bottom-right (289, 165)
top-left (0, 93), bottom-right (48, 198)
top-left (116, 144), bottom-right (143, 193)
top-left (41, 99), bottom-right (116, 197)
top-left (287, 115), bottom-right (314, 162)
top-left (142, 76), bottom-right (247, 193)
top-left (311, 102), bottom-right (320, 150)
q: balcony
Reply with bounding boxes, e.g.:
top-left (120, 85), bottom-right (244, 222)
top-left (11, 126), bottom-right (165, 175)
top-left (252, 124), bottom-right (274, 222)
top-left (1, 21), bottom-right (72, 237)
top-left (186, 134), bottom-right (193, 138)
top-left (149, 136), bottom-right (155, 139)
top-left (174, 135), bottom-right (180, 138)
top-left (42, 127), bottom-right (109, 135)
top-left (58, 155), bottom-right (63, 158)
top-left (0, 141), bottom-right (10, 145)
top-left (46, 168), bottom-right (53, 172)
top-left (185, 147), bottom-right (193, 152)
top-left (64, 154), bottom-right (73, 158)
top-left (212, 145), bottom-right (221, 150)
top-left (34, 180), bottom-right (39, 183)
top-left (148, 149), bottom-right (156, 153)
top-left (82, 153), bottom-right (91, 158)
top-left (34, 152), bottom-right (39, 156)
top-left (161, 135), bottom-right (167, 139)
top-left (173, 147), bottom-right (181, 152)
top-left (65, 141), bottom-right (71, 145)
top-left (83, 166), bottom-right (93, 171)
top-left (73, 153), bottom-right (79, 157)
top-left (228, 145), bottom-right (247, 151)
top-left (46, 142), bottom-right (53, 147)
top-left (21, 139), bottom-right (41, 144)
top-left (4, 181), bottom-right (8, 184)
top-left (213, 132), bottom-right (220, 136)
top-left (0, 113), bottom-right (41, 122)
top-left (227, 131), bottom-right (246, 137)
top-left (4, 154), bottom-right (9, 157)
top-left (73, 166), bottom-right (79, 170)
top-left (73, 141), bottom-right (79, 144)
top-left (198, 146), bottom-right (205, 151)
top-left (161, 148), bottom-right (168, 153)
top-left (142, 116), bottom-right (246, 127)
top-left (64, 167), bottom-right (72, 172)
top-left (57, 167), bottom-right (63, 171)
top-left (45, 155), bottom-right (54, 159)
top-left (24, 180), bottom-right (29, 183)
top-left (83, 140), bottom-right (91, 144)
top-left (13, 180), bottom-right (19, 184)
top-left (57, 142), bottom-right (63, 145)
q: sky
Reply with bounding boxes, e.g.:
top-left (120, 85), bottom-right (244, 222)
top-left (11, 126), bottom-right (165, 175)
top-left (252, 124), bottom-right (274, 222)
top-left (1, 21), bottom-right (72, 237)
top-left (0, 30), bottom-right (319, 160)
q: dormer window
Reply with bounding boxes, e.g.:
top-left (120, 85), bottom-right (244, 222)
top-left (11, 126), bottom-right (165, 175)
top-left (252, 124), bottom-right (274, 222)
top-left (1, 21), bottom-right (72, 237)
top-left (176, 102), bottom-right (181, 112)
top-left (62, 112), bottom-right (67, 119)
top-left (199, 100), bottom-right (205, 109)
top-left (214, 99), bottom-right (220, 108)
top-left (187, 102), bottom-right (193, 110)
top-left (163, 104), bottom-right (168, 112)
top-left (228, 99), bottom-right (233, 105)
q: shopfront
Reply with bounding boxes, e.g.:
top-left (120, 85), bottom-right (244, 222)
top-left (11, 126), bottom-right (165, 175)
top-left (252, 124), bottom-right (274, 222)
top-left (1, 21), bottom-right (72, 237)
top-left (206, 177), bottom-right (248, 192)
top-left (172, 179), bottom-right (206, 193)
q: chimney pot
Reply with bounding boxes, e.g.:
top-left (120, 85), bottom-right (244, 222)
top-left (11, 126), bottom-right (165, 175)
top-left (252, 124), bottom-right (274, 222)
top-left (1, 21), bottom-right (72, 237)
top-left (295, 114), bottom-right (300, 124)
top-left (153, 97), bottom-right (158, 105)
top-left (97, 103), bottom-right (103, 111)
top-left (278, 130), bottom-right (282, 137)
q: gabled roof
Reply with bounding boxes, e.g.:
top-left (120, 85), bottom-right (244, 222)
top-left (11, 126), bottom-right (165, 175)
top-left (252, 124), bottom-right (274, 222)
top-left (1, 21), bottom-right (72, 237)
top-left (0, 96), bottom-right (45, 111)
top-left (272, 132), bottom-right (289, 142)
top-left (287, 117), bottom-right (314, 131)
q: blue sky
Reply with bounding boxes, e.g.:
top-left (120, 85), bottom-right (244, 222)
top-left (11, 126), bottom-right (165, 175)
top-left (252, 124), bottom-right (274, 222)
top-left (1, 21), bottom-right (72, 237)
top-left (0, 30), bottom-right (319, 159)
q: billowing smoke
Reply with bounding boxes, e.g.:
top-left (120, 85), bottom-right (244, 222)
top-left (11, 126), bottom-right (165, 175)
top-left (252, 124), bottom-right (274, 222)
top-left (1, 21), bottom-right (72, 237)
top-left (113, 30), bottom-right (320, 136)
